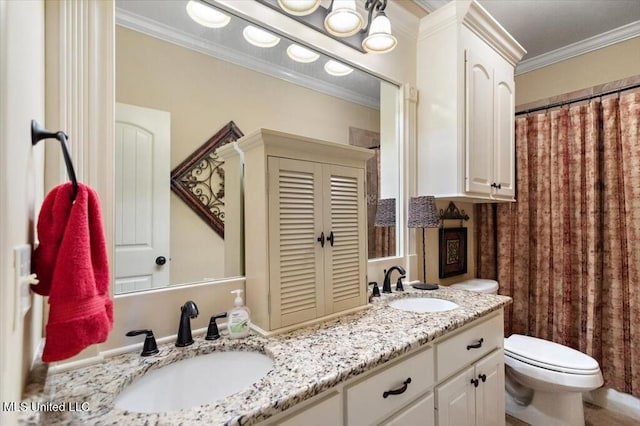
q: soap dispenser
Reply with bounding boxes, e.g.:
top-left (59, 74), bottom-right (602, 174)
top-left (228, 289), bottom-right (250, 339)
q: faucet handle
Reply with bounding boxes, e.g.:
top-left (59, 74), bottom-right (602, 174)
top-left (126, 329), bottom-right (159, 356)
top-left (205, 312), bottom-right (228, 340)
top-left (396, 275), bottom-right (406, 292)
top-left (369, 282), bottom-right (381, 297)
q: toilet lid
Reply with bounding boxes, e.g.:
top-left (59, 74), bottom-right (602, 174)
top-left (451, 279), bottom-right (498, 294)
top-left (504, 334), bottom-right (601, 375)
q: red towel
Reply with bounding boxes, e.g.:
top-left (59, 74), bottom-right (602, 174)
top-left (32, 182), bottom-right (113, 362)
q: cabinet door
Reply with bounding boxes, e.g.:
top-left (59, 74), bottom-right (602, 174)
top-left (383, 392), bottom-right (435, 426)
top-left (268, 157), bottom-right (325, 329)
top-left (322, 164), bottom-right (367, 314)
top-left (465, 49), bottom-right (494, 197)
top-left (475, 349), bottom-right (505, 426)
top-left (492, 63), bottom-right (516, 200)
top-left (436, 366), bottom-right (475, 426)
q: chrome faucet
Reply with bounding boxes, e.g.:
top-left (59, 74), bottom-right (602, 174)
top-left (176, 300), bottom-right (199, 347)
top-left (382, 266), bottom-right (406, 293)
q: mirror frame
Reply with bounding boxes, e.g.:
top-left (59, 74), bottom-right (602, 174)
top-left (45, 0), bottom-right (419, 360)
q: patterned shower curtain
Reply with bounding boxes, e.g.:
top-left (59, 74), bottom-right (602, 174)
top-left (476, 89), bottom-right (640, 397)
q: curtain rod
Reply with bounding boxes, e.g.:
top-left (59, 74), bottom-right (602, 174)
top-left (516, 82), bottom-right (640, 116)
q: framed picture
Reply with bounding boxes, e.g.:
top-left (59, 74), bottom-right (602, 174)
top-left (439, 227), bottom-right (467, 278)
top-left (170, 121), bottom-right (244, 239)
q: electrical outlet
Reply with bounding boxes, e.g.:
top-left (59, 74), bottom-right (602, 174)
top-left (14, 244), bottom-right (33, 330)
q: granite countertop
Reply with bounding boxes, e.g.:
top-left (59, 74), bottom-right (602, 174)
top-left (20, 287), bottom-right (511, 425)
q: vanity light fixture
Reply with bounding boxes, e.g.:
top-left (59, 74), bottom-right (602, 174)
top-left (185, 0), bottom-right (231, 28)
top-left (287, 44), bottom-right (320, 63)
top-left (324, 59), bottom-right (353, 76)
top-left (257, 0), bottom-right (397, 54)
top-left (278, 0), bottom-right (321, 16)
top-left (243, 25), bottom-right (281, 48)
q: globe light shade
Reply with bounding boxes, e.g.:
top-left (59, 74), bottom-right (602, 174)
top-left (324, 60), bottom-right (354, 76)
top-left (324, 0), bottom-right (364, 37)
top-left (243, 25), bottom-right (281, 48)
top-left (287, 44), bottom-right (320, 63)
top-left (362, 12), bottom-right (397, 53)
top-left (278, 0), bottom-right (321, 16)
top-left (186, 0), bottom-right (230, 28)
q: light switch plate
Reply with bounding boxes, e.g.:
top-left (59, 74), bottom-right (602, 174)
top-left (14, 244), bottom-right (32, 330)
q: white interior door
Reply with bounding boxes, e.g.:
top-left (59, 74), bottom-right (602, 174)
top-left (115, 103), bottom-right (170, 293)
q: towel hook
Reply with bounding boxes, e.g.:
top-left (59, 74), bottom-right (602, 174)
top-left (31, 120), bottom-right (78, 200)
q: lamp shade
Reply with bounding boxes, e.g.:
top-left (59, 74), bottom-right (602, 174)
top-left (374, 198), bottom-right (396, 227)
top-left (408, 196), bottom-right (440, 228)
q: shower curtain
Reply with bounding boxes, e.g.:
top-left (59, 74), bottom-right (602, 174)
top-left (476, 89), bottom-right (640, 398)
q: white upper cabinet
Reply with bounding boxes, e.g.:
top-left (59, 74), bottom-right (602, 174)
top-left (416, 0), bottom-right (525, 202)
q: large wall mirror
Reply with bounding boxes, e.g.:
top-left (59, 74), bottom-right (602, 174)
top-left (114, 0), bottom-right (401, 295)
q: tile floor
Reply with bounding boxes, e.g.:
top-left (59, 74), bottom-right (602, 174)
top-left (505, 402), bottom-right (638, 425)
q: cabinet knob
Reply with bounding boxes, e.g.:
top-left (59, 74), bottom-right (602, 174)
top-left (471, 378), bottom-right (479, 388)
top-left (326, 231), bottom-right (334, 247)
top-left (490, 182), bottom-right (502, 189)
top-left (479, 373), bottom-right (487, 383)
top-left (317, 232), bottom-right (325, 247)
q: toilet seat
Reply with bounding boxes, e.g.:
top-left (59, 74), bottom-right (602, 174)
top-left (504, 334), bottom-right (601, 375)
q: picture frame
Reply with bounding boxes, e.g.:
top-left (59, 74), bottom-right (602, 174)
top-left (170, 121), bottom-right (244, 239)
top-left (439, 227), bottom-right (467, 278)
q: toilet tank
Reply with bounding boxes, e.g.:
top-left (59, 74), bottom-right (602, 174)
top-left (450, 279), bottom-right (498, 295)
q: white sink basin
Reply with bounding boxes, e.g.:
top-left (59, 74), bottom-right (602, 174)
top-left (114, 351), bottom-right (273, 413)
top-left (389, 297), bottom-right (460, 313)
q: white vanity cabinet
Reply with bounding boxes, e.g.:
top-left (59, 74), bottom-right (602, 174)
top-left (259, 310), bottom-right (505, 426)
top-left (239, 129), bottom-right (373, 334)
top-left (435, 312), bottom-right (505, 426)
top-left (416, 0), bottom-right (525, 202)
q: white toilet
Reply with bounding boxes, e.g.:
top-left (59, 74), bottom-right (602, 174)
top-left (450, 279), bottom-right (604, 426)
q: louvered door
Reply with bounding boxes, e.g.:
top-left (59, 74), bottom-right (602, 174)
top-left (323, 165), bottom-right (367, 314)
top-left (268, 157), bottom-right (325, 329)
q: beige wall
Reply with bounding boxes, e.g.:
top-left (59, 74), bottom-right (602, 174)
top-left (421, 201), bottom-right (476, 287)
top-left (116, 27), bottom-right (380, 286)
top-left (515, 37), bottom-right (640, 106)
top-left (0, 1), bottom-right (45, 423)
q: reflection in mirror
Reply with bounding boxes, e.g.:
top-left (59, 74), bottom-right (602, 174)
top-left (114, 0), bottom-right (399, 294)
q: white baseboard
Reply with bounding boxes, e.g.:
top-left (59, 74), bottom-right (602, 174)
top-left (584, 387), bottom-right (640, 421)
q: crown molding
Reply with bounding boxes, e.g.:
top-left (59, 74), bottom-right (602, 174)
top-left (414, 0), bottom-right (448, 13)
top-left (115, 8), bottom-right (379, 110)
top-left (516, 20), bottom-right (640, 75)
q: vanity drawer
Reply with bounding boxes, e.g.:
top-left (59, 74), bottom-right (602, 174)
top-left (346, 346), bottom-right (434, 426)
top-left (436, 312), bottom-right (503, 381)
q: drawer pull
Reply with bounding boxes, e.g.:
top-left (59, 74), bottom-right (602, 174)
top-left (479, 373), bottom-right (487, 383)
top-left (382, 377), bottom-right (412, 398)
top-left (466, 337), bottom-right (484, 350)
top-left (471, 378), bottom-right (479, 388)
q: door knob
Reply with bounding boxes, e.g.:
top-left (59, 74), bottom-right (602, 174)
top-left (155, 256), bottom-right (167, 266)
